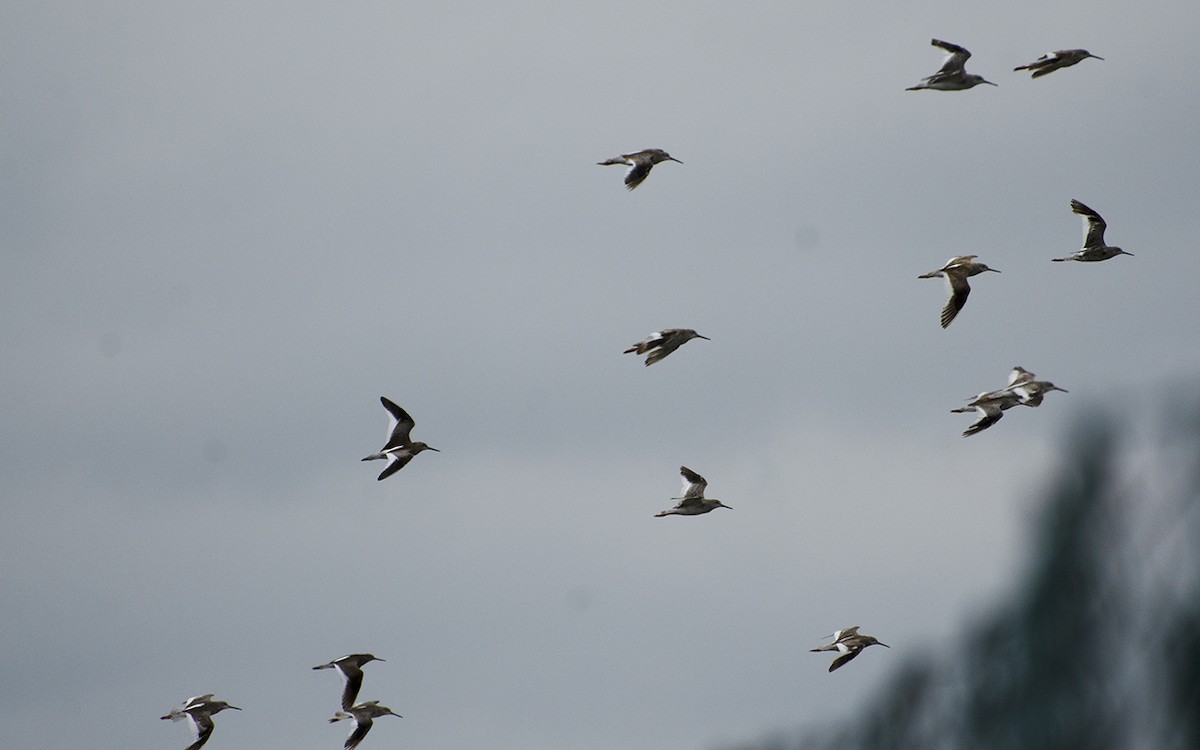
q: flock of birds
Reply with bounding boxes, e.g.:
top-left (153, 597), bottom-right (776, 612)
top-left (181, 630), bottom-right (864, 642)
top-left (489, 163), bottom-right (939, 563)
top-left (163, 654), bottom-right (397, 750)
top-left (906, 38), bottom-right (1102, 90)
top-left (161, 36), bottom-right (1122, 750)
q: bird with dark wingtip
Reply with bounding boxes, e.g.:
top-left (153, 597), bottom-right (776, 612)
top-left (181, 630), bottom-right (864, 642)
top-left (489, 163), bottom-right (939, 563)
top-left (1015, 49), bottom-right (1103, 78)
top-left (329, 701), bottom-right (402, 750)
top-left (597, 148), bottom-right (682, 190)
top-left (1053, 199), bottom-right (1133, 262)
top-left (907, 39), bottom-right (997, 90)
top-left (810, 627), bottom-right (889, 672)
top-left (361, 398), bottom-right (439, 480)
top-left (655, 466), bottom-right (731, 517)
top-left (161, 694), bottom-right (241, 750)
top-left (624, 328), bottom-right (709, 366)
top-left (314, 653), bottom-right (386, 710)
top-left (918, 255), bottom-right (1000, 328)
top-left (952, 367), bottom-right (1068, 437)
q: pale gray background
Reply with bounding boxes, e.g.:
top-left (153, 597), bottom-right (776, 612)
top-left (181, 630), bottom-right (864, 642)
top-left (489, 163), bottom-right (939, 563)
top-left (2, 1), bottom-right (1198, 749)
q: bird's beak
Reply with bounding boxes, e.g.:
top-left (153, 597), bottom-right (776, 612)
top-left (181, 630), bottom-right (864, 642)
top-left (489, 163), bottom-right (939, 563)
top-left (1090, 54), bottom-right (1105, 60)
top-left (669, 157), bottom-right (683, 164)
top-left (989, 268), bottom-right (1001, 273)
top-left (1121, 250), bottom-right (1134, 256)
top-left (697, 335), bottom-right (711, 340)
top-left (376, 658), bottom-right (386, 662)
top-left (229, 705), bottom-right (242, 710)
top-left (983, 79), bottom-right (998, 86)
top-left (879, 643), bottom-right (890, 648)
top-left (428, 447), bottom-right (441, 452)
top-left (1054, 387), bottom-right (1069, 393)
top-left (720, 502), bottom-right (733, 510)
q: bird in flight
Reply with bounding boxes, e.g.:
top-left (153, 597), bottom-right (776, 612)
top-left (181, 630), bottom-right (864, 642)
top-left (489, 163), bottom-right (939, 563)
top-left (1014, 49), bottom-right (1103, 78)
top-left (1052, 199), bottom-right (1133, 262)
top-left (313, 653), bottom-right (386, 710)
top-left (161, 694), bottom-right (241, 750)
top-left (597, 149), bottom-right (682, 190)
top-left (361, 397), bottom-right (439, 480)
top-left (810, 626), bottom-right (890, 672)
top-left (329, 701), bottom-right (402, 750)
top-left (918, 255), bottom-right (1000, 328)
top-left (624, 328), bottom-right (709, 366)
top-left (907, 39), bottom-right (997, 91)
top-left (655, 466), bottom-right (732, 517)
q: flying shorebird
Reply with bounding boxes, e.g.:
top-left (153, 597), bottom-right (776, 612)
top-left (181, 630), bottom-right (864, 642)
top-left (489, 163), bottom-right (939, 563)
top-left (1053, 199), bottom-right (1133, 262)
top-left (161, 694), bottom-right (240, 750)
top-left (953, 367), bottom-right (1067, 436)
top-left (906, 39), bottom-right (997, 91)
top-left (329, 701), bottom-right (402, 750)
top-left (1008, 378), bottom-right (1069, 407)
top-left (655, 466), bottom-right (731, 517)
top-left (361, 397), bottom-right (439, 480)
top-left (810, 627), bottom-right (890, 672)
top-left (623, 328), bottom-right (709, 366)
top-left (597, 149), bottom-right (682, 190)
top-left (952, 392), bottom-right (1023, 437)
top-left (918, 255), bottom-right (1001, 328)
top-left (313, 653), bottom-right (386, 710)
top-left (1014, 49), bottom-right (1103, 78)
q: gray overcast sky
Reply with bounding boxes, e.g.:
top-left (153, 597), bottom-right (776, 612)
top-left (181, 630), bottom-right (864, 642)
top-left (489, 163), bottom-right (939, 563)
top-left (2, 1), bottom-right (1199, 749)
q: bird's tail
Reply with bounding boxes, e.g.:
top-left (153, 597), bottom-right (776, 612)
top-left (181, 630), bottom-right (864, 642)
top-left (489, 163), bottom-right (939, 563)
top-left (361, 452), bottom-right (387, 462)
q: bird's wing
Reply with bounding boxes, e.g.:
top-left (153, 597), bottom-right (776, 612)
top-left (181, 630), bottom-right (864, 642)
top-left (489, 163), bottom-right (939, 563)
top-left (679, 466), bottom-right (707, 499)
top-left (1020, 390), bottom-right (1046, 407)
top-left (963, 402), bottom-right (1004, 436)
top-left (624, 161), bottom-right (653, 190)
top-left (829, 648), bottom-right (861, 672)
top-left (380, 397), bottom-right (416, 449)
top-left (184, 714), bottom-right (215, 750)
top-left (643, 334), bottom-right (688, 365)
top-left (625, 331), bottom-right (666, 354)
top-left (339, 666), bottom-right (365, 711)
top-left (931, 39), bottom-right (970, 74)
top-left (1071, 199), bottom-right (1107, 248)
top-left (376, 451), bottom-right (415, 481)
top-left (833, 626), bottom-right (861, 641)
top-left (1007, 367), bottom-right (1035, 387)
top-left (940, 273), bottom-right (971, 328)
top-left (344, 716), bottom-right (374, 750)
